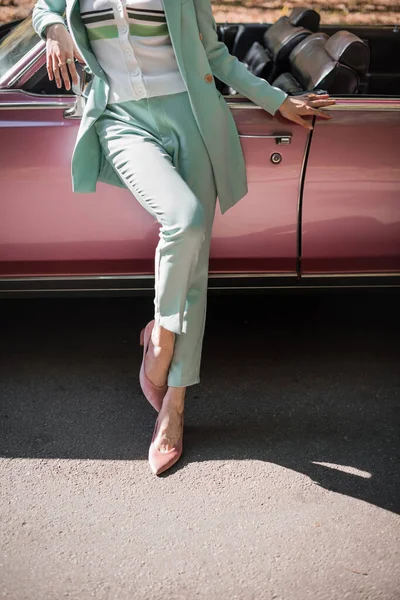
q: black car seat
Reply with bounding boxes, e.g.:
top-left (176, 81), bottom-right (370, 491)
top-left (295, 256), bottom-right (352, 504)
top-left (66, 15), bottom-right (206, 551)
top-left (272, 31), bottom-right (370, 95)
top-left (241, 42), bottom-right (273, 81)
top-left (236, 7), bottom-right (321, 90)
top-left (238, 21), bottom-right (310, 89)
top-left (231, 7), bottom-right (320, 62)
top-left (271, 32), bottom-right (329, 94)
top-left (262, 7), bottom-right (320, 79)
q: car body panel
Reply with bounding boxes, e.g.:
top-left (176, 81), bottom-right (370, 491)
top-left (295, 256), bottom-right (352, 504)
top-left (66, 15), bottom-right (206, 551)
top-left (302, 99), bottom-right (400, 273)
top-left (210, 104), bottom-right (308, 273)
top-left (0, 91), bottom-right (305, 277)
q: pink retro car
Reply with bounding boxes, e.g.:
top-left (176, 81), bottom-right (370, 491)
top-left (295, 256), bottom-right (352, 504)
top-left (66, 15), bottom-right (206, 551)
top-left (0, 8), bottom-right (399, 295)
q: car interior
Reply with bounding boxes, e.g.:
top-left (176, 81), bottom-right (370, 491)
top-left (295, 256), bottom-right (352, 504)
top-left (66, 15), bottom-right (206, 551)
top-left (4, 7), bottom-right (400, 98)
top-left (216, 8), bottom-right (400, 97)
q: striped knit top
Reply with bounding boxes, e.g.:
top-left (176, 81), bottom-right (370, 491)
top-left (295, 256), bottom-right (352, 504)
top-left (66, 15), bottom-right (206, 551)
top-left (80, 0), bottom-right (187, 103)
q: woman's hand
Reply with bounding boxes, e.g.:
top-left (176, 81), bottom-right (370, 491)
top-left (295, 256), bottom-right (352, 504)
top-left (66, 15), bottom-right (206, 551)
top-left (45, 23), bottom-right (85, 90)
top-left (278, 93), bottom-right (336, 130)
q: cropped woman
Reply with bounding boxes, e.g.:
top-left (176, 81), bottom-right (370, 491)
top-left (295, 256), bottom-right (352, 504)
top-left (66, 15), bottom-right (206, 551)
top-left (32, 0), bottom-right (334, 475)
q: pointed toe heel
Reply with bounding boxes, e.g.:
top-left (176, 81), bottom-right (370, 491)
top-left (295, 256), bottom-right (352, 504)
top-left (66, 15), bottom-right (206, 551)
top-left (139, 320), bottom-right (167, 413)
top-left (148, 414), bottom-right (184, 476)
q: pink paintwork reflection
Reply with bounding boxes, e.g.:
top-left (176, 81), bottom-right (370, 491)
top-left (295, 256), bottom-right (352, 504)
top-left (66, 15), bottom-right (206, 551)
top-left (302, 100), bottom-right (400, 273)
top-left (211, 106), bottom-right (308, 273)
top-left (0, 92), bottom-right (306, 276)
top-left (0, 91), bottom-right (400, 279)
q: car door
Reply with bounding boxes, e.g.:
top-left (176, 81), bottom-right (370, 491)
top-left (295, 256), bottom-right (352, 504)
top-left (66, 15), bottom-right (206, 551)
top-left (301, 99), bottom-right (400, 275)
top-left (209, 97), bottom-right (309, 276)
top-left (0, 89), bottom-right (160, 279)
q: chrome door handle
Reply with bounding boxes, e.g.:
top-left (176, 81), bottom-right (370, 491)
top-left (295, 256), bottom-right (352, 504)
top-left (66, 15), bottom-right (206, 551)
top-left (275, 135), bottom-right (291, 145)
top-left (238, 133), bottom-right (292, 145)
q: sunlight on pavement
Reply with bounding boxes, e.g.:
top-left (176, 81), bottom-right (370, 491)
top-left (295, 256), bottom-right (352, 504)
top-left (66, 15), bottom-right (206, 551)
top-left (312, 462), bottom-right (372, 479)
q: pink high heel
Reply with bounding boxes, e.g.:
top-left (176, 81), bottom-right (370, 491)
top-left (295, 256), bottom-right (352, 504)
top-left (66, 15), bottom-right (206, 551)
top-left (148, 412), bottom-right (184, 475)
top-left (139, 320), bottom-right (167, 413)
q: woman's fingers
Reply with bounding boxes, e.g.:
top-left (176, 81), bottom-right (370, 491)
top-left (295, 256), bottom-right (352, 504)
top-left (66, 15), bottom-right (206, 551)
top-left (283, 109), bottom-right (313, 130)
top-left (309, 98), bottom-right (336, 108)
top-left (46, 52), bottom-right (53, 81)
top-left (51, 53), bottom-right (62, 88)
top-left (299, 93), bottom-right (336, 108)
top-left (58, 60), bottom-right (72, 90)
top-left (307, 93), bottom-right (329, 99)
top-left (67, 59), bottom-right (79, 87)
top-left (49, 52), bottom-right (73, 90)
top-left (292, 113), bottom-right (313, 130)
top-left (315, 109), bottom-right (332, 119)
top-left (306, 106), bottom-right (332, 119)
top-left (46, 26), bottom-right (78, 89)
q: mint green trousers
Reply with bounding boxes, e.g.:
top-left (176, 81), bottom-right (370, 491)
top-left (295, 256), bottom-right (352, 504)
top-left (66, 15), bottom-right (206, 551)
top-left (95, 91), bottom-right (217, 387)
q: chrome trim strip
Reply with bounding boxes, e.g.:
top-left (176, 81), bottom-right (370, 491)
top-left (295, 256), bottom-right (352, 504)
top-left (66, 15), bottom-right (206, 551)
top-left (238, 133), bottom-right (292, 140)
top-left (327, 103), bottom-right (400, 111)
top-left (207, 284), bottom-right (400, 290)
top-left (2, 98), bottom-right (399, 112)
top-left (2, 43), bottom-right (45, 88)
top-left (227, 100), bottom-right (400, 111)
top-left (0, 272), bottom-right (295, 283)
top-left (211, 272), bottom-right (294, 279)
top-left (0, 272), bottom-right (398, 285)
top-left (226, 101), bottom-right (261, 110)
top-left (302, 272), bottom-right (400, 278)
top-left (0, 101), bottom-right (74, 110)
top-left (1, 287), bottom-right (153, 293)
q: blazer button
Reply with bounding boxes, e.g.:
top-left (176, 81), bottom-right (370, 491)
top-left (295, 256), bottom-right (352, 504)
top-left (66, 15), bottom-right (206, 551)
top-left (199, 32), bottom-right (203, 40)
top-left (204, 73), bottom-right (213, 83)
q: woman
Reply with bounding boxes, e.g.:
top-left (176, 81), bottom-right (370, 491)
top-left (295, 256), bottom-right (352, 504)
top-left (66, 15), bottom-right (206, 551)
top-left (32, 0), bottom-right (334, 475)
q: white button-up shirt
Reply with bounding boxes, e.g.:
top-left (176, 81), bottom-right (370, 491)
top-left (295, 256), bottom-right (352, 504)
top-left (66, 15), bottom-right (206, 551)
top-left (80, 0), bottom-right (187, 102)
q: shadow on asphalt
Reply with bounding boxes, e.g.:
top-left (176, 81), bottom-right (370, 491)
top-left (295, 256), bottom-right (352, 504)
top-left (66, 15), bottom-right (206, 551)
top-left (1, 293), bottom-right (399, 514)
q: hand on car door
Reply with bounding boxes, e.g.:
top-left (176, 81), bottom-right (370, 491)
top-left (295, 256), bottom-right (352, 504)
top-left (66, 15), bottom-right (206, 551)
top-left (278, 93), bottom-right (335, 130)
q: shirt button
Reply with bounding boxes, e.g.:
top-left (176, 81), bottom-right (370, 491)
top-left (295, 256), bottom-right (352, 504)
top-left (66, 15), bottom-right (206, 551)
top-left (132, 69), bottom-right (139, 76)
top-left (125, 48), bottom-right (132, 55)
top-left (204, 73), bottom-right (213, 83)
top-left (120, 26), bottom-right (127, 34)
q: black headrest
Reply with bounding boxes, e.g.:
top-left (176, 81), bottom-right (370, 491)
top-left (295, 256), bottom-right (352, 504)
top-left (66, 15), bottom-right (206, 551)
top-left (290, 34), bottom-right (359, 94)
top-left (289, 7), bottom-right (320, 33)
top-left (264, 17), bottom-right (310, 62)
top-left (325, 30), bottom-right (370, 76)
top-left (289, 32), bottom-right (329, 63)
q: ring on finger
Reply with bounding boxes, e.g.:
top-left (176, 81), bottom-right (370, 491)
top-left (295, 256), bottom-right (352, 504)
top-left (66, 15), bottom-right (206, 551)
top-left (65, 58), bottom-right (73, 65)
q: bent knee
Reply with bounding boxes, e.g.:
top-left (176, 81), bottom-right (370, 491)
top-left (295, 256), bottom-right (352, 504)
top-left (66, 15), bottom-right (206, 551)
top-left (163, 202), bottom-right (206, 242)
top-left (184, 204), bottom-right (206, 239)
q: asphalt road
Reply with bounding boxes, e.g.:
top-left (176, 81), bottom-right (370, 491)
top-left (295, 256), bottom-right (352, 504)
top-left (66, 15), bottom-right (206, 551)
top-left (1, 292), bottom-right (399, 600)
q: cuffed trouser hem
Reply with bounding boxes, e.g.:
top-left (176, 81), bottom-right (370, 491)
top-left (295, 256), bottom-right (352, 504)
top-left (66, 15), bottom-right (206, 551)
top-left (155, 312), bottom-right (186, 336)
top-left (167, 375), bottom-right (200, 388)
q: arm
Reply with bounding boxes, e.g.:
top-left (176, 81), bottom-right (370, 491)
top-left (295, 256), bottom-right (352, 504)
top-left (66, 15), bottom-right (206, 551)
top-left (193, 0), bottom-right (288, 115)
top-left (32, 0), bottom-right (67, 41)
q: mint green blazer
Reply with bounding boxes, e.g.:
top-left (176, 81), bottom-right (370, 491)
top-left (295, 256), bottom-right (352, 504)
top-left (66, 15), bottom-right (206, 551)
top-left (32, 0), bottom-right (288, 214)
